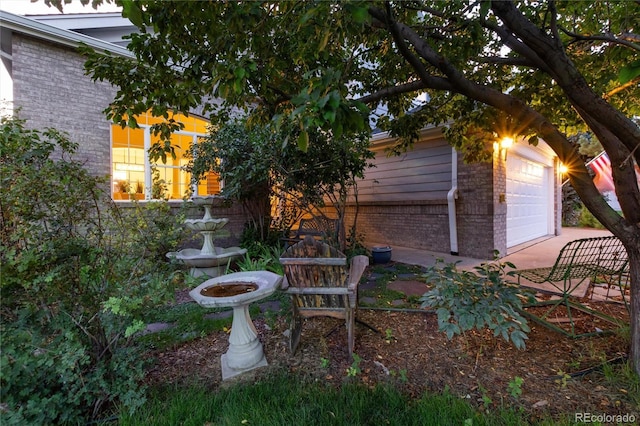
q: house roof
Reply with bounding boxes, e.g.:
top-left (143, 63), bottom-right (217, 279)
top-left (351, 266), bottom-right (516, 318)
top-left (0, 10), bottom-right (132, 57)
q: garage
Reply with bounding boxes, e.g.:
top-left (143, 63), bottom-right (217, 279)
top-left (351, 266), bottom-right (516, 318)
top-left (506, 151), bottom-right (553, 247)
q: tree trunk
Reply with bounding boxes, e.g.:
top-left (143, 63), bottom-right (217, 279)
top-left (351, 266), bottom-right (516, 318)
top-left (628, 249), bottom-right (640, 374)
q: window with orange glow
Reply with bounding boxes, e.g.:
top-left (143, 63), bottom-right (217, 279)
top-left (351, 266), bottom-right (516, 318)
top-left (111, 111), bottom-right (220, 201)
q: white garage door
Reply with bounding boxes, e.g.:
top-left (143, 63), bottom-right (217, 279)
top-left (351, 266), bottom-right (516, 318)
top-left (506, 154), bottom-right (551, 247)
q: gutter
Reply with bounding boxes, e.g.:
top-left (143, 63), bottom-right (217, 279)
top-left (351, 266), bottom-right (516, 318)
top-left (447, 148), bottom-right (459, 255)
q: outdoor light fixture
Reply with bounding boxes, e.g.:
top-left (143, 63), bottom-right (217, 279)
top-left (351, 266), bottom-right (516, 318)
top-left (495, 136), bottom-right (514, 161)
top-left (559, 163), bottom-right (569, 175)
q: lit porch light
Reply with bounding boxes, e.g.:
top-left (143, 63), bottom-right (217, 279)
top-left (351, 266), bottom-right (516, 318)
top-left (498, 137), bottom-right (514, 161)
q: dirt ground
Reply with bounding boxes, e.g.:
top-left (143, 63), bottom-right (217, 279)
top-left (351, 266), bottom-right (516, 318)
top-left (145, 282), bottom-right (637, 423)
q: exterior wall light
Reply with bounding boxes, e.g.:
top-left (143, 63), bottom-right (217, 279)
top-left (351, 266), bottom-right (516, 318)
top-left (559, 163), bottom-right (569, 175)
top-left (497, 136), bottom-right (513, 161)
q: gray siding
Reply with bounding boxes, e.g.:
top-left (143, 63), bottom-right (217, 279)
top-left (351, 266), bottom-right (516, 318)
top-left (356, 138), bottom-right (452, 202)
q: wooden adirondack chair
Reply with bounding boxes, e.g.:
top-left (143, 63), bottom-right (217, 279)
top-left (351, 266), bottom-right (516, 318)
top-left (279, 236), bottom-right (369, 357)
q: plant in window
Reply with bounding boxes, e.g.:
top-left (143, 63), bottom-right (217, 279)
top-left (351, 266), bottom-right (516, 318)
top-left (117, 180), bottom-right (130, 194)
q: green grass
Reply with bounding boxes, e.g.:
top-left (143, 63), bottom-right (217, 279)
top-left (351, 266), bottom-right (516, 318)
top-left (118, 372), bottom-right (561, 426)
top-left (602, 360), bottom-right (640, 408)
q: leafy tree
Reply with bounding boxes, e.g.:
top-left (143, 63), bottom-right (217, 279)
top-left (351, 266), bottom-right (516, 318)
top-left (74, 1), bottom-right (639, 374)
top-left (186, 120), bottom-right (374, 251)
top-left (273, 127), bottom-right (374, 250)
top-left (187, 121), bottom-right (276, 242)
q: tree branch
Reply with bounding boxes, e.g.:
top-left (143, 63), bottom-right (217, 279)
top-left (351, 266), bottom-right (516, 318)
top-left (604, 76), bottom-right (640, 100)
top-left (357, 80), bottom-right (440, 105)
top-left (491, 1), bottom-right (640, 154)
top-left (476, 56), bottom-right (538, 67)
top-left (559, 28), bottom-right (640, 52)
top-left (478, 18), bottom-right (554, 74)
top-left (369, 5), bottom-right (436, 86)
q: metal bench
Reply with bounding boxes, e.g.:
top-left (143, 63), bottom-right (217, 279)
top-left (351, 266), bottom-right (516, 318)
top-left (514, 236), bottom-right (628, 338)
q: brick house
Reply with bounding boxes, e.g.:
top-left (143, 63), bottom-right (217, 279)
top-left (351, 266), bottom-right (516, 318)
top-left (349, 127), bottom-right (561, 259)
top-left (0, 10), bottom-right (248, 244)
top-left (1, 10), bottom-right (561, 259)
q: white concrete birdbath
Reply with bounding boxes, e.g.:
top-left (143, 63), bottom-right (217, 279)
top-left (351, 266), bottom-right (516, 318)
top-left (189, 271), bottom-right (283, 380)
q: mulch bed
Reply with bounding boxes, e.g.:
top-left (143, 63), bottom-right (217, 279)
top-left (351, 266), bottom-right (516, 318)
top-left (145, 287), bottom-right (637, 422)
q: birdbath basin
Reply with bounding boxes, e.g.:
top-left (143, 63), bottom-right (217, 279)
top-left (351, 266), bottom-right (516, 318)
top-left (189, 271), bottom-right (283, 380)
top-left (200, 282), bottom-right (258, 297)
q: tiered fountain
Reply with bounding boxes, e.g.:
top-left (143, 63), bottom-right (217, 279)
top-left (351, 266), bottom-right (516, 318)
top-left (167, 196), bottom-right (247, 278)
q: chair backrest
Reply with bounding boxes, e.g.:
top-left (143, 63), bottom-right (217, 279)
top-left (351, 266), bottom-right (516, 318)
top-left (548, 236), bottom-right (627, 281)
top-left (293, 217), bottom-right (340, 241)
top-left (279, 236), bottom-right (349, 309)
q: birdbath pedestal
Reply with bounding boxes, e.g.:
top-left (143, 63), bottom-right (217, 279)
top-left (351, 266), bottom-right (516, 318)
top-left (189, 271), bottom-right (283, 380)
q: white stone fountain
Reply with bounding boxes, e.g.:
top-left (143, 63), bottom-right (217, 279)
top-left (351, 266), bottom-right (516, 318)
top-left (167, 196), bottom-right (247, 277)
top-left (189, 271), bottom-right (283, 380)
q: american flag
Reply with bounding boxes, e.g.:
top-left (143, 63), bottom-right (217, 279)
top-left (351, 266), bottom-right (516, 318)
top-left (588, 152), bottom-right (615, 193)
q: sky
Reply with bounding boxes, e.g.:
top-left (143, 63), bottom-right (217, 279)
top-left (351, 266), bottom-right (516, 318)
top-left (0, 0), bottom-right (121, 15)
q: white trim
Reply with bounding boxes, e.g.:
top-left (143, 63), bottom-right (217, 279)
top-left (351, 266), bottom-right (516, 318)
top-left (447, 148), bottom-right (459, 255)
top-left (509, 139), bottom-right (555, 167)
top-left (143, 126), bottom-right (152, 200)
top-left (0, 10), bottom-right (133, 57)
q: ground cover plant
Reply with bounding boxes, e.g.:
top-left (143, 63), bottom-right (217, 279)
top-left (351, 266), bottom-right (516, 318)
top-left (359, 263), bottom-right (427, 309)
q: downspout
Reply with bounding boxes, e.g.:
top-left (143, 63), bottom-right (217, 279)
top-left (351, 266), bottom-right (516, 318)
top-left (447, 148), bottom-right (459, 255)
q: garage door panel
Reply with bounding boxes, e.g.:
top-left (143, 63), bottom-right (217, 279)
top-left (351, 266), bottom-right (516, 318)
top-left (506, 155), bottom-right (550, 247)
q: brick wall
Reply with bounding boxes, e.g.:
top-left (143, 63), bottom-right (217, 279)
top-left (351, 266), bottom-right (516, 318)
top-left (455, 155), bottom-right (501, 259)
top-left (342, 153), bottom-right (500, 260)
top-left (12, 34), bottom-right (115, 178)
top-left (11, 34), bottom-right (251, 249)
top-left (180, 198), bottom-right (248, 248)
top-left (345, 200), bottom-right (451, 250)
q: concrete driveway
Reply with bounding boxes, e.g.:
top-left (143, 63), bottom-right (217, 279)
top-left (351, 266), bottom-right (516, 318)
top-left (373, 227), bottom-right (613, 271)
top-left (376, 227), bottom-right (619, 299)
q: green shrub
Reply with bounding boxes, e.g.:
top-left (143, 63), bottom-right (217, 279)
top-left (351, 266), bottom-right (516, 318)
top-left (113, 200), bottom-right (187, 261)
top-left (0, 117), bottom-right (181, 424)
top-left (420, 259), bottom-right (533, 349)
top-left (235, 242), bottom-right (284, 275)
top-left (577, 205), bottom-right (606, 229)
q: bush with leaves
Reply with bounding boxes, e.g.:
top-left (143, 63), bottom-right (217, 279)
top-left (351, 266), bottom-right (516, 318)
top-left (419, 259), bottom-right (533, 349)
top-left (0, 117), bottom-right (183, 424)
top-left (186, 119), bottom-right (374, 251)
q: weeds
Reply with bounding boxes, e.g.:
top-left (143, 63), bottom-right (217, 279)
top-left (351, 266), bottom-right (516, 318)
top-left (346, 353), bottom-right (362, 377)
top-left (507, 376), bottom-right (524, 399)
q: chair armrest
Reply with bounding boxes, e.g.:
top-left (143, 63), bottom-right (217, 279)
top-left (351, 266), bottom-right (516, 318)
top-left (285, 287), bottom-right (353, 295)
top-left (347, 255), bottom-right (369, 290)
top-left (280, 275), bottom-right (289, 290)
